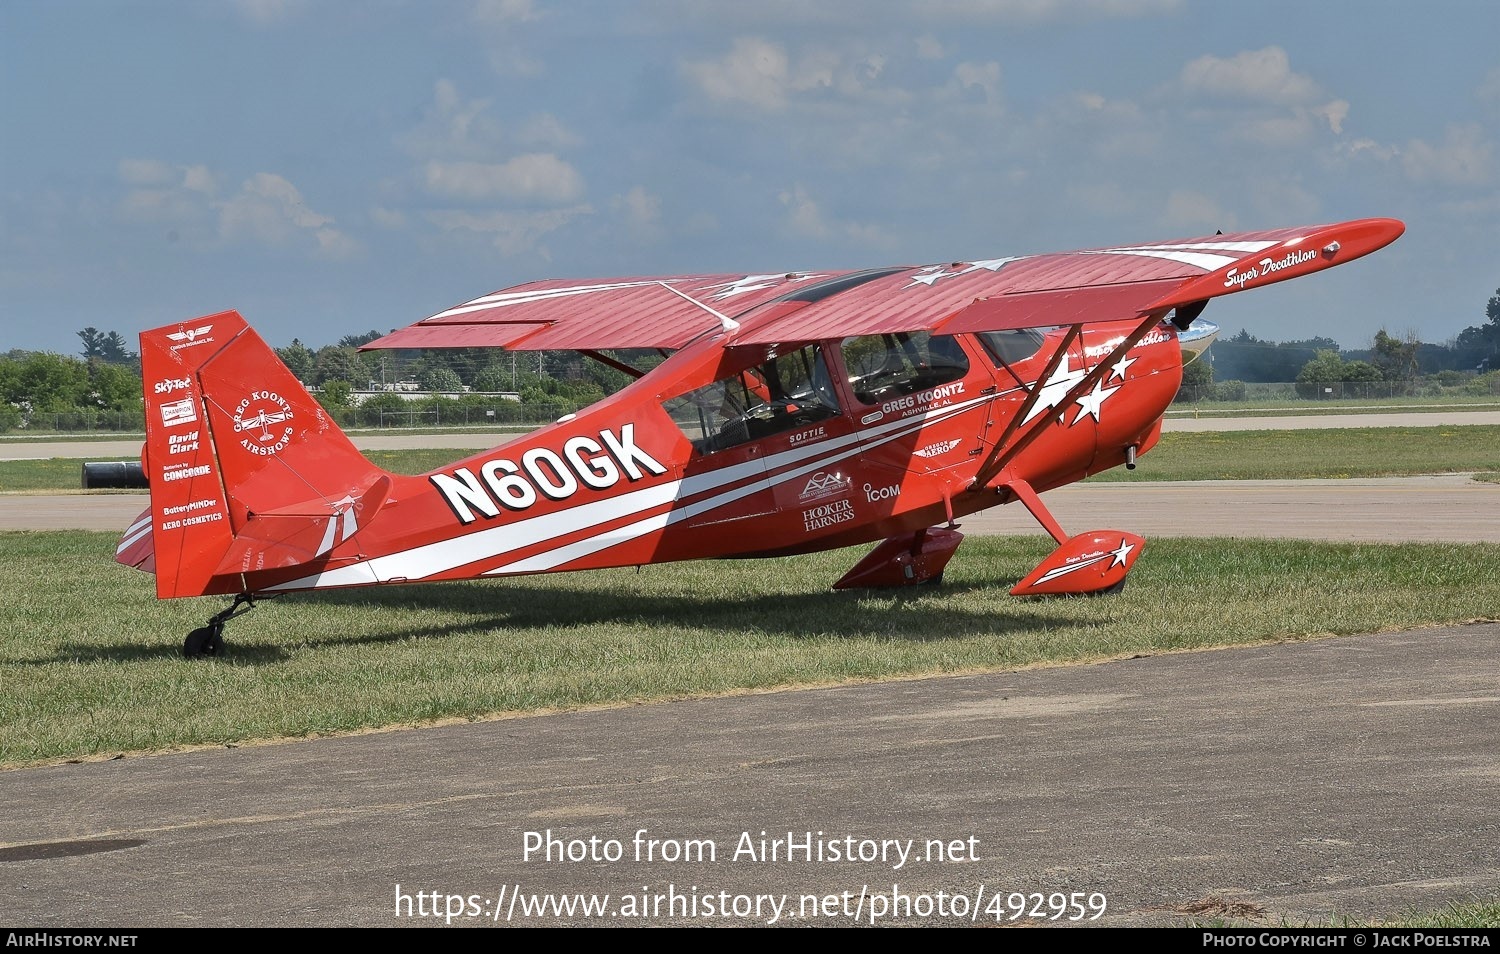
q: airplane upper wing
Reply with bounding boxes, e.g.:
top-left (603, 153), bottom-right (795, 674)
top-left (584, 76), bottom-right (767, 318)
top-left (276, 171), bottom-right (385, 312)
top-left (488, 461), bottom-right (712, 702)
top-left (363, 218), bottom-right (1403, 352)
top-left (363, 271), bottom-right (863, 352)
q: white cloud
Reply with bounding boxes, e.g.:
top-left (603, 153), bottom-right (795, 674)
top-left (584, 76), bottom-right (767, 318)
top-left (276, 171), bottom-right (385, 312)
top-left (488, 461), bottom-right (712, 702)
top-left (779, 184), bottom-right (829, 238)
top-left (473, 0), bottom-right (540, 24)
top-left (612, 186), bottom-right (662, 237)
top-left (115, 162), bottom-right (358, 259)
top-left (230, 0), bottom-right (305, 26)
top-left (1180, 47), bottom-right (1321, 106)
top-left (1314, 99), bottom-right (1349, 135)
top-left (423, 155), bottom-right (585, 203)
top-left (1161, 190), bottom-right (1236, 233)
top-left (1399, 124), bottom-right (1493, 187)
top-left (915, 35), bottom-right (945, 59)
top-left (425, 205), bottom-right (592, 258)
top-left (400, 80), bottom-right (506, 161)
top-left (218, 173), bottom-right (338, 249)
top-left (118, 159), bottom-right (177, 187)
top-left (370, 207), bottom-right (407, 229)
top-left (471, 0), bottom-right (544, 75)
top-left (777, 184), bottom-right (894, 247)
top-left (516, 113), bottom-right (583, 149)
top-left (683, 37), bottom-right (797, 111)
top-left (1478, 68), bottom-right (1500, 108)
top-left (947, 61), bottom-right (1003, 106)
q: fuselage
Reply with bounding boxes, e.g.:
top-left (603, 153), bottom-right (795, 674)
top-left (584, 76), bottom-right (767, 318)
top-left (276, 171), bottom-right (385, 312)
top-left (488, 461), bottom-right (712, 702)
top-left (251, 318), bottom-right (1183, 595)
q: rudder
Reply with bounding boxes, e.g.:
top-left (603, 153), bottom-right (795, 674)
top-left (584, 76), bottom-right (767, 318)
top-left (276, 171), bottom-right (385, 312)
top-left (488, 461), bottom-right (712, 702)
top-left (139, 311), bottom-right (389, 597)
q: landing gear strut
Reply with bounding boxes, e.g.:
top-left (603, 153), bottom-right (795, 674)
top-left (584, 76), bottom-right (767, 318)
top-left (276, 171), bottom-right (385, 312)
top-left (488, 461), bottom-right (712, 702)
top-left (183, 592), bottom-right (257, 659)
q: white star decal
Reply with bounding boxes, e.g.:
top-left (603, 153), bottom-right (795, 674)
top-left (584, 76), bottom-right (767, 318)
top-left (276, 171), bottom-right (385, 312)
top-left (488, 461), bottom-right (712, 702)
top-left (1108, 354), bottom-right (1136, 381)
top-left (904, 256), bottom-right (1028, 289)
top-left (905, 265), bottom-right (961, 288)
top-left (702, 273), bottom-right (823, 300)
top-left (1072, 380), bottom-right (1121, 425)
top-left (1023, 354), bottom-right (1088, 424)
top-left (1109, 538), bottom-right (1135, 567)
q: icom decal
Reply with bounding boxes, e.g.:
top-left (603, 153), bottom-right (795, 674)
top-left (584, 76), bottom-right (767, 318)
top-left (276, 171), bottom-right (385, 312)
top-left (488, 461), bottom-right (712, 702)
top-left (431, 424), bottom-right (668, 525)
top-left (864, 482), bottom-right (900, 503)
top-left (160, 397), bottom-right (198, 428)
top-left (802, 499), bottom-right (854, 532)
top-left (233, 391), bottom-right (295, 456)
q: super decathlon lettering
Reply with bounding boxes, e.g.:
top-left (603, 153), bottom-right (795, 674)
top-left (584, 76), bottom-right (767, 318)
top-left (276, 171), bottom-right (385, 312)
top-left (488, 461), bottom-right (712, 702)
top-left (1223, 248), bottom-right (1317, 289)
top-left (431, 425), bottom-right (668, 525)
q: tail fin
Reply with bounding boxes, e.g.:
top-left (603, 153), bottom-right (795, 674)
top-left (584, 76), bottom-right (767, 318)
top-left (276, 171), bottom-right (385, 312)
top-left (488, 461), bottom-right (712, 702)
top-left (137, 311), bottom-right (390, 598)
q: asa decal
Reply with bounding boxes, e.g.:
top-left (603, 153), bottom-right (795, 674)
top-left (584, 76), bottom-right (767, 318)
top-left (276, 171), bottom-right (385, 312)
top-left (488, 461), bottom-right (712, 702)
top-left (431, 424), bottom-right (668, 525)
top-left (797, 471), bottom-right (851, 505)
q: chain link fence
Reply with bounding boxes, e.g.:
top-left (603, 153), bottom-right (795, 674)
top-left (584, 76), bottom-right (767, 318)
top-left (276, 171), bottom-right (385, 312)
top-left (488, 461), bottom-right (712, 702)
top-left (1174, 378), bottom-right (1500, 404)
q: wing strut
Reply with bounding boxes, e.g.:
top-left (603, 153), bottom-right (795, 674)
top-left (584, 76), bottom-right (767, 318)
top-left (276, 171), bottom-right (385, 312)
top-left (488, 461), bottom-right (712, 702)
top-left (655, 281), bottom-right (740, 334)
top-left (972, 309), bottom-right (1170, 491)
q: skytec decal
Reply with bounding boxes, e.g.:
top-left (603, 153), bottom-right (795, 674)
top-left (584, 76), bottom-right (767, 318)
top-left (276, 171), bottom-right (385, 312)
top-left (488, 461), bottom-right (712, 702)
top-left (431, 424), bottom-right (668, 525)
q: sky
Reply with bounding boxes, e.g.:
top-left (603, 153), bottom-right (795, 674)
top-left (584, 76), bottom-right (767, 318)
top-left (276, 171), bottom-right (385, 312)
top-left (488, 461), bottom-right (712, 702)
top-left (2, 0), bottom-right (1497, 357)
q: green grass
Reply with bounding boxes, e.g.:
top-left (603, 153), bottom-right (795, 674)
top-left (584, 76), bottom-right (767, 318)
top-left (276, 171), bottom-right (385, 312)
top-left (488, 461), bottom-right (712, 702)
top-left (1165, 394), bottom-right (1500, 416)
top-left (1089, 425), bottom-right (1500, 481)
top-left (3, 530), bottom-right (1498, 769)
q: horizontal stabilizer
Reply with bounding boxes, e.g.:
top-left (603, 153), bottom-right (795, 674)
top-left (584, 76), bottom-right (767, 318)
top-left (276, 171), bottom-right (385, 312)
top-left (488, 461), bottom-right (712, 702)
top-left (213, 475), bottom-right (391, 576)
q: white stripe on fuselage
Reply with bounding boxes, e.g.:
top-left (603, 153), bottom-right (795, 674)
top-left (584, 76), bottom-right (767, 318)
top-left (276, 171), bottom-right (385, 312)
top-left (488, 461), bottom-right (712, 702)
top-left (485, 396), bottom-right (995, 575)
top-left (268, 391), bottom-right (1003, 591)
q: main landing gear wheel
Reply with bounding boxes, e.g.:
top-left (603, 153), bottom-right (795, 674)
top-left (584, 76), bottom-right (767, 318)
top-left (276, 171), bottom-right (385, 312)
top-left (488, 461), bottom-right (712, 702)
top-left (182, 592), bottom-right (257, 659)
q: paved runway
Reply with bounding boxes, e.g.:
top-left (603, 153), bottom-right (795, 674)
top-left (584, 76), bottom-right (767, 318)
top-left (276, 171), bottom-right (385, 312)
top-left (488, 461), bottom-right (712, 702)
top-left (4, 474), bottom-right (1497, 542)
top-left (2, 623), bottom-right (1497, 927)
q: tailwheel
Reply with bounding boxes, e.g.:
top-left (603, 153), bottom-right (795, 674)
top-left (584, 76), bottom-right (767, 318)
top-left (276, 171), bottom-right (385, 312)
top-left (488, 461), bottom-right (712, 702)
top-left (183, 624), bottom-right (225, 658)
top-left (182, 592), bottom-right (256, 659)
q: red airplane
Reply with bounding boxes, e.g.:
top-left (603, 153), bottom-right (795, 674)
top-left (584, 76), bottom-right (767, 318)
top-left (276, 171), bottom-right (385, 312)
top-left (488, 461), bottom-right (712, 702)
top-left (115, 217), bottom-right (1404, 656)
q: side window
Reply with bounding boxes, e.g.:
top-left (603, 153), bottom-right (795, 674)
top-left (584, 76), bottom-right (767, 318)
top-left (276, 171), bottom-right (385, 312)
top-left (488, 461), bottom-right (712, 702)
top-left (976, 328), bottom-right (1053, 367)
top-left (840, 332), bottom-right (969, 406)
top-left (662, 345), bottom-right (841, 454)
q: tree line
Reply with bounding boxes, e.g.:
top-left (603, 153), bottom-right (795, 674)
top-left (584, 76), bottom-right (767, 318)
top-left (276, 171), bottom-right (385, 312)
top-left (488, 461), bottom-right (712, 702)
top-left (3, 289), bottom-right (1498, 431)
